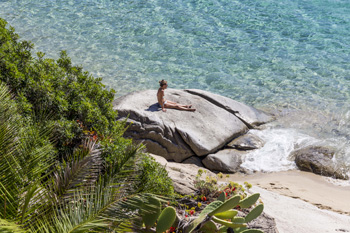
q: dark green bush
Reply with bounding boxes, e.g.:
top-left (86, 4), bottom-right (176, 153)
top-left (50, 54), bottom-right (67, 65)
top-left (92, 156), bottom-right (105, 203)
top-left (137, 154), bottom-right (174, 195)
top-left (0, 17), bottom-right (174, 198)
top-left (0, 18), bottom-right (126, 157)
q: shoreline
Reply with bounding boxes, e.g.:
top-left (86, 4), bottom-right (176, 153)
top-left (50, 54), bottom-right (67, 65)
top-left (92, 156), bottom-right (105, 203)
top-left (226, 170), bottom-right (350, 215)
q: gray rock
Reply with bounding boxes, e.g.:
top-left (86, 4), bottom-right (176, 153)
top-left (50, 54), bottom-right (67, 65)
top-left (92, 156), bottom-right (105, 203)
top-left (292, 146), bottom-right (348, 180)
top-left (182, 156), bottom-right (205, 168)
top-left (202, 149), bottom-right (246, 173)
top-left (185, 89), bottom-right (274, 127)
top-left (227, 133), bottom-right (265, 150)
top-left (238, 210), bottom-right (278, 233)
top-left (114, 89), bottom-right (272, 162)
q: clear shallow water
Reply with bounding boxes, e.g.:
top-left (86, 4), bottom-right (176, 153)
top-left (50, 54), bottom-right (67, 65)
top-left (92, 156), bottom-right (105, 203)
top-left (1, 0), bottom-right (350, 174)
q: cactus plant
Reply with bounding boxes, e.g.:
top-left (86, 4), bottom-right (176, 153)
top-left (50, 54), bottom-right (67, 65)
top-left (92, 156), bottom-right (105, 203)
top-left (200, 220), bottom-right (217, 232)
top-left (141, 196), bottom-right (161, 229)
top-left (245, 204), bottom-right (264, 223)
top-left (156, 206), bottom-right (177, 233)
top-left (217, 191), bottom-right (226, 202)
top-left (208, 195), bottom-right (241, 216)
top-left (185, 201), bottom-right (223, 233)
top-left (232, 217), bottom-right (245, 223)
top-left (184, 190), bottom-right (264, 233)
top-left (239, 193), bottom-right (260, 208)
top-left (240, 229), bottom-right (264, 233)
top-left (218, 226), bottom-right (228, 233)
top-left (212, 216), bottom-right (247, 228)
top-left (214, 209), bottom-right (238, 219)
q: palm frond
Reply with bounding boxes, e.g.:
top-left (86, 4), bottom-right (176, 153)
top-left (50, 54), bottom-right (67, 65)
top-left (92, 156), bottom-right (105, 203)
top-left (0, 218), bottom-right (26, 233)
top-left (51, 138), bottom-right (103, 200)
top-left (0, 82), bottom-right (56, 222)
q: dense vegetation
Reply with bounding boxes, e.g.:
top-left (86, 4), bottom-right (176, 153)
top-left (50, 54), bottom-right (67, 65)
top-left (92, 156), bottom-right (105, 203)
top-left (0, 17), bottom-right (173, 232)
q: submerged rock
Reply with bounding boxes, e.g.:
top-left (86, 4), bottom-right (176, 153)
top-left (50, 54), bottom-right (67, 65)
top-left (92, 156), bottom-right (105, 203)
top-left (227, 133), bottom-right (265, 150)
top-left (292, 146), bottom-right (348, 180)
top-left (114, 89), bottom-right (273, 162)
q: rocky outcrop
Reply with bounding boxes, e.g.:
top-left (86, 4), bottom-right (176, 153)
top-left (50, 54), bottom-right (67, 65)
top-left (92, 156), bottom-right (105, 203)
top-left (114, 89), bottom-right (273, 162)
top-left (202, 149), bottom-right (247, 173)
top-left (292, 146), bottom-right (348, 180)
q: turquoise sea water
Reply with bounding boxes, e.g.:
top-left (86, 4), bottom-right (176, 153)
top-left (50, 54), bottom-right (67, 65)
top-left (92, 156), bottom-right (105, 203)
top-left (1, 0), bottom-right (350, 175)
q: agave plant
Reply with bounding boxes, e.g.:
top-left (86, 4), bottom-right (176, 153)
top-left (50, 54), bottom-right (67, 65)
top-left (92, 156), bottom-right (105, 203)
top-left (0, 82), bottom-right (158, 232)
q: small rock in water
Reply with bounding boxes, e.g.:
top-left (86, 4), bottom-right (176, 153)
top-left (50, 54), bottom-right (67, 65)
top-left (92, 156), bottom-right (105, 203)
top-left (227, 133), bottom-right (265, 150)
top-left (291, 146), bottom-right (348, 180)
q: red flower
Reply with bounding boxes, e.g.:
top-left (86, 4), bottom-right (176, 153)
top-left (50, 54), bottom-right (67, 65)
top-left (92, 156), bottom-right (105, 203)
top-left (232, 187), bottom-right (236, 192)
top-left (189, 210), bottom-right (194, 215)
top-left (169, 227), bottom-right (176, 232)
top-left (201, 196), bottom-right (207, 201)
top-left (185, 215), bottom-right (188, 218)
top-left (225, 192), bottom-right (228, 196)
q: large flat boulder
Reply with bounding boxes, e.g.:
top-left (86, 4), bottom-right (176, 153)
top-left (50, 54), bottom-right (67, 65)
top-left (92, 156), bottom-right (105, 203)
top-left (185, 89), bottom-right (274, 127)
top-left (114, 89), bottom-right (272, 162)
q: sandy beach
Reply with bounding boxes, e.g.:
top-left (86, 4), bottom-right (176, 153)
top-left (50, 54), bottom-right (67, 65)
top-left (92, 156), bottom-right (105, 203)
top-left (228, 170), bottom-right (350, 215)
top-left (226, 170), bottom-right (350, 233)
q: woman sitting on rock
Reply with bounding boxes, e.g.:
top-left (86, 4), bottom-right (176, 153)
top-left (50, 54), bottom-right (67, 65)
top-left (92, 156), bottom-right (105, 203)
top-left (157, 80), bottom-right (196, 112)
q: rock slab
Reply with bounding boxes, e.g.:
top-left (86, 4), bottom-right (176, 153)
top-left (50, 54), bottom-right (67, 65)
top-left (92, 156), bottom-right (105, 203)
top-left (114, 89), bottom-right (273, 162)
top-left (202, 149), bottom-right (246, 173)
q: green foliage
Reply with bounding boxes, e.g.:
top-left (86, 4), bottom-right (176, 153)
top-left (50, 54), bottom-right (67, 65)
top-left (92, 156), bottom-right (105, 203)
top-left (156, 207), bottom-right (176, 233)
top-left (141, 196), bottom-right (162, 229)
top-left (185, 201), bottom-right (223, 233)
top-left (0, 17), bottom-right (175, 233)
top-left (200, 220), bottom-right (217, 233)
top-left (245, 204), bottom-right (264, 223)
top-left (213, 210), bottom-right (238, 219)
top-left (139, 197), bottom-right (176, 233)
top-left (239, 193), bottom-right (260, 208)
top-left (208, 195), bottom-right (241, 216)
top-left (184, 188), bottom-right (263, 233)
top-left (217, 192), bottom-right (226, 202)
top-left (137, 154), bottom-right (174, 195)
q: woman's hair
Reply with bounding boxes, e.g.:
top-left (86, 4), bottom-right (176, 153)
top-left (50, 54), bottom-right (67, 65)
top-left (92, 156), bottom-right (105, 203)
top-left (159, 79), bottom-right (167, 87)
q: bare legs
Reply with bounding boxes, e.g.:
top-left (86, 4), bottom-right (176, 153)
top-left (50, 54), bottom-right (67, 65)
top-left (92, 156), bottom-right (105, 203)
top-left (164, 101), bottom-right (196, 111)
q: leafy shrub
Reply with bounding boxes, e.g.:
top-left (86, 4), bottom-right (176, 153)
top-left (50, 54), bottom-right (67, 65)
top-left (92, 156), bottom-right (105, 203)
top-left (137, 154), bottom-right (174, 195)
top-left (0, 17), bottom-right (176, 232)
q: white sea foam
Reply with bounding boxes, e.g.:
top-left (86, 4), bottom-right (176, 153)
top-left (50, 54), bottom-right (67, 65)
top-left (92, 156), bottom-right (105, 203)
top-left (241, 128), bottom-right (320, 172)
